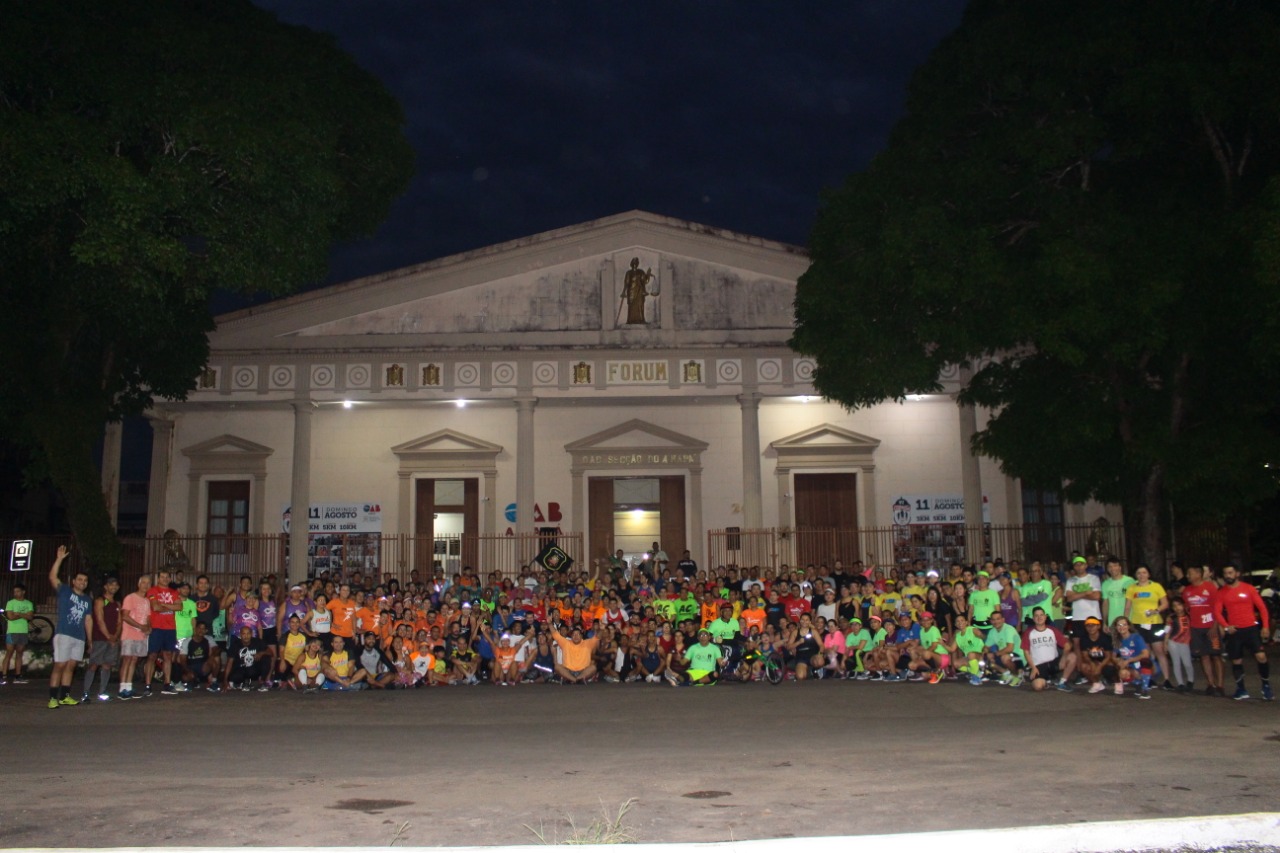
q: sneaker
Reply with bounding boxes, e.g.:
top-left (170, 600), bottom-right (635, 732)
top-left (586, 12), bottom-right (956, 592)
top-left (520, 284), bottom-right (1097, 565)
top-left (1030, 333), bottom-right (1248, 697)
top-left (241, 683), bottom-right (251, 692)
top-left (207, 685), bottom-right (221, 694)
top-left (969, 674), bottom-right (983, 686)
top-left (13, 677), bottom-right (28, 684)
top-left (143, 686), bottom-right (153, 698)
top-left (1215, 686), bottom-right (1227, 698)
top-left (174, 682), bottom-right (190, 693)
top-left (0, 677), bottom-right (7, 685)
top-left (1073, 676), bottom-right (1089, 686)
top-left (1203, 685), bottom-right (1216, 697)
top-left (80, 693), bottom-right (90, 703)
top-left (869, 672), bottom-right (884, 681)
top-left (257, 683), bottom-right (270, 692)
top-left (47, 697), bottom-right (59, 709)
top-left (1138, 689), bottom-right (1151, 700)
top-left (1007, 675), bottom-right (1024, 688)
top-left (1088, 681), bottom-right (1106, 694)
top-left (1055, 680), bottom-right (1074, 693)
top-left (928, 672), bottom-right (942, 685)
top-left (118, 690), bottom-right (134, 700)
top-left (664, 670), bottom-right (679, 686)
top-left (1262, 684), bottom-right (1274, 702)
top-left (906, 671), bottom-right (924, 682)
top-left (1176, 683), bottom-right (1190, 694)
top-left (1160, 680), bottom-right (1174, 691)
top-left (998, 672), bottom-right (1013, 685)
top-left (58, 695), bottom-right (79, 706)
top-left (603, 675), bottom-right (619, 683)
top-left (1114, 682), bottom-right (1124, 695)
top-left (856, 672), bottom-right (870, 681)
top-left (1233, 686), bottom-right (1251, 701)
top-left (160, 684), bottom-right (179, 695)
top-left (97, 693), bottom-right (112, 702)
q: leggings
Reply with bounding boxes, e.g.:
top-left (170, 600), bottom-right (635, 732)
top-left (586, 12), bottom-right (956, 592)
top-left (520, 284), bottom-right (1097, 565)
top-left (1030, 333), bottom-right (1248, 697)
top-left (1167, 640), bottom-right (1193, 686)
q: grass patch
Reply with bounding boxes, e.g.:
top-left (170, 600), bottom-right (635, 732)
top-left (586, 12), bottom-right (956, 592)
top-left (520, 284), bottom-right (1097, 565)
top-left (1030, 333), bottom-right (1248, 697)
top-left (525, 798), bottom-right (638, 845)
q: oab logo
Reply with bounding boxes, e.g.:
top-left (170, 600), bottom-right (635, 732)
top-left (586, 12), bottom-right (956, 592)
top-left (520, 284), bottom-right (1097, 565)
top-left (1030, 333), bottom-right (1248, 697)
top-left (891, 497), bottom-right (912, 527)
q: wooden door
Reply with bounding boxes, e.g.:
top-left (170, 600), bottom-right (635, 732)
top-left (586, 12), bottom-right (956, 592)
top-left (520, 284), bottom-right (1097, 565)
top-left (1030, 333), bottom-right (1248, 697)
top-left (588, 477), bottom-right (615, 566)
top-left (659, 476), bottom-right (686, 558)
top-left (207, 480), bottom-right (250, 575)
top-left (793, 473), bottom-right (859, 568)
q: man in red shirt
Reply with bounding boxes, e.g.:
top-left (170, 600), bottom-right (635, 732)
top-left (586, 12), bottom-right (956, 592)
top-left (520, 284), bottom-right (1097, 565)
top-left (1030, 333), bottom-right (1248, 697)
top-left (1212, 564), bottom-right (1271, 701)
top-left (1181, 565), bottom-right (1224, 697)
top-left (145, 569), bottom-right (182, 695)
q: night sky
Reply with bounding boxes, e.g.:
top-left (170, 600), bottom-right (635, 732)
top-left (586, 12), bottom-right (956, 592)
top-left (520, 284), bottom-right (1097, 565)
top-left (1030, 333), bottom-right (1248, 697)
top-left (253, 1), bottom-right (966, 288)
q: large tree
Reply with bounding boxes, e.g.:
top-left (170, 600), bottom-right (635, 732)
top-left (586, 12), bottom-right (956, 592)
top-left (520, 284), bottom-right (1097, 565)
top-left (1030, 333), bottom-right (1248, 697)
top-left (792, 0), bottom-right (1280, 570)
top-left (0, 1), bottom-right (414, 569)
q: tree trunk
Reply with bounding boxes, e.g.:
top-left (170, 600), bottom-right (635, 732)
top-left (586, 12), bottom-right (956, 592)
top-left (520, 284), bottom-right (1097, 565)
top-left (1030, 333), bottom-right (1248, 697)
top-left (27, 405), bottom-right (122, 574)
top-left (1135, 463), bottom-right (1167, 576)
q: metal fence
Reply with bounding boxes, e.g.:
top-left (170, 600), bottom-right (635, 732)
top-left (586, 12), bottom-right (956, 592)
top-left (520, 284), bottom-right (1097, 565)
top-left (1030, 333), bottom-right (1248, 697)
top-left (0, 531), bottom-right (585, 609)
top-left (706, 523), bottom-right (1132, 572)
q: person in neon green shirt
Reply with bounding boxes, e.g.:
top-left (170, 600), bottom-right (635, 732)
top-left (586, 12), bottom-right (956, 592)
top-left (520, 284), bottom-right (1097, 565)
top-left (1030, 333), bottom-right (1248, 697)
top-left (968, 572), bottom-right (1000, 630)
top-left (681, 631), bottom-right (723, 685)
top-left (1101, 558), bottom-right (1135, 626)
top-left (950, 613), bottom-right (986, 681)
top-left (3, 583), bottom-right (35, 683)
top-left (1018, 563), bottom-right (1053, 625)
top-left (909, 612), bottom-right (950, 683)
top-left (844, 617), bottom-right (872, 676)
top-left (982, 611), bottom-right (1025, 686)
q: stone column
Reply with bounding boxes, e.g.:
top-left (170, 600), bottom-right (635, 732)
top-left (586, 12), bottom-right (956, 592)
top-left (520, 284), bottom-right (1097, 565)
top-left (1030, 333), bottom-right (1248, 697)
top-left (289, 401), bottom-right (314, 584)
top-left (101, 421), bottom-right (123, 531)
top-left (689, 467), bottom-right (704, 563)
top-left (145, 413), bottom-right (175, 538)
top-left (514, 397), bottom-right (537, 536)
top-left (775, 467), bottom-right (791, 529)
top-left (738, 393), bottom-right (763, 529)
top-left (861, 466), bottom-right (878, 528)
top-left (957, 368), bottom-right (985, 563)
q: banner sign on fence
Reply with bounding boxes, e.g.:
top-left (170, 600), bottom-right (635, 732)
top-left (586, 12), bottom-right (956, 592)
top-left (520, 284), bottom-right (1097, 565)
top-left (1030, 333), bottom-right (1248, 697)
top-left (890, 494), bottom-right (990, 526)
top-left (9, 539), bottom-right (33, 572)
top-left (282, 503), bottom-right (383, 534)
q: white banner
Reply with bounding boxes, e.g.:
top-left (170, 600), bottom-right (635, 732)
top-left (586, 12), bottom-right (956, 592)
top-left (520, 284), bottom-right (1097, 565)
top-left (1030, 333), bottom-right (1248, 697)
top-left (282, 503), bottom-right (383, 534)
top-left (890, 494), bottom-right (990, 526)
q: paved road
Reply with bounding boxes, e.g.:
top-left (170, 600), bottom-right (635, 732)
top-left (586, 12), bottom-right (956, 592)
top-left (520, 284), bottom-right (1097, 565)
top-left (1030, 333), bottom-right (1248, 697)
top-left (0, 677), bottom-right (1276, 847)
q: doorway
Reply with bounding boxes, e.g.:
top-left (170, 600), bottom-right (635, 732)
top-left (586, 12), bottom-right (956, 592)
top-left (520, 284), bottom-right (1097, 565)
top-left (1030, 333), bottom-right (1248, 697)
top-left (416, 478), bottom-right (478, 574)
top-left (793, 473), bottom-right (859, 568)
top-left (588, 476), bottom-right (686, 567)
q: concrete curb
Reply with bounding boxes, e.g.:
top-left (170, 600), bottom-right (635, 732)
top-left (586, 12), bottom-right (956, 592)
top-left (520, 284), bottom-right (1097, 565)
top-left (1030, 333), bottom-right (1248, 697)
top-left (45, 811), bottom-right (1280, 853)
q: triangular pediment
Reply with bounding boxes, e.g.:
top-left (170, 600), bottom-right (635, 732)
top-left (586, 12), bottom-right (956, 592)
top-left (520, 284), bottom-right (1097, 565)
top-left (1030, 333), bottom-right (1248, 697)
top-left (565, 419), bottom-right (708, 453)
top-left (392, 429), bottom-right (503, 456)
top-left (181, 434), bottom-right (274, 458)
top-left (771, 424), bottom-right (881, 451)
top-left (210, 211), bottom-right (808, 350)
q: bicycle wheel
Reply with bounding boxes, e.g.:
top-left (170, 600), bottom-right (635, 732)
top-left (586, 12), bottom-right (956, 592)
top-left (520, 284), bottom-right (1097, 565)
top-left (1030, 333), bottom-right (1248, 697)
top-left (765, 651), bottom-right (785, 685)
top-left (27, 615), bottom-right (55, 645)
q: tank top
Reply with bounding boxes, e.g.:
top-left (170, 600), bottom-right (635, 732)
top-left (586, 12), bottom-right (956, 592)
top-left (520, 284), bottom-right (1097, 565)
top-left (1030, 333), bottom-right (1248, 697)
top-left (92, 598), bottom-right (121, 641)
top-left (329, 650), bottom-right (352, 677)
top-left (310, 608), bottom-right (331, 634)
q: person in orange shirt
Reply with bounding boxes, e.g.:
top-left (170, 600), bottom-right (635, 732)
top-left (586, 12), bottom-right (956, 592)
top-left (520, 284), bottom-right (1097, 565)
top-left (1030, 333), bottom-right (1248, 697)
top-left (549, 624), bottom-right (598, 684)
top-left (740, 596), bottom-right (767, 637)
top-left (482, 624), bottom-right (531, 685)
top-left (700, 593), bottom-right (720, 630)
top-left (326, 584), bottom-right (357, 639)
top-left (354, 599), bottom-right (381, 638)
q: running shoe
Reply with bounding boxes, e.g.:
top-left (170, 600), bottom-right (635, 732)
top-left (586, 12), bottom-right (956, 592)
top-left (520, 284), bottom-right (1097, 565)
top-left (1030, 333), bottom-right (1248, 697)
top-left (1007, 675), bottom-right (1024, 688)
top-left (969, 674), bottom-right (983, 686)
top-left (1233, 686), bottom-right (1251, 701)
top-left (1088, 682), bottom-right (1106, 694)
top-left (1114, 682), bottom-right (1124, 695)
top-left (1054, 680), bottom-right (1074, 693)
top-left (664, 670), bottom-right (679, 686)
top-left (927, 672), bottom-right (942, 685)
top-left (48, 698), bottom-right (58, 709)
top-left (97, 693), bottom-right (112, 702)
top-left (80, 693), bottom-right (90, 703)
top-left (14, 677), bottom-right (29, 684)
top-left (160, 684), bottom-right (179, 695)
top-left (58, 695), bottom-right (79, 706)
top-left (257, 683), bottom-right (270, 692)
top-left (1138, 689), bottom-right (1151, 700)
top-left (998, 672), bottom-right (1013, 685)
top-left (1262, 683), bottom-right (1274, 702)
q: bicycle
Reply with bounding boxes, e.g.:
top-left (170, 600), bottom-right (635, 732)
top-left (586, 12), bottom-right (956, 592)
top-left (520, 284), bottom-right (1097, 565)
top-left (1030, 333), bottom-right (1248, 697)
top-left (0, 610), bottom-right (54, 645)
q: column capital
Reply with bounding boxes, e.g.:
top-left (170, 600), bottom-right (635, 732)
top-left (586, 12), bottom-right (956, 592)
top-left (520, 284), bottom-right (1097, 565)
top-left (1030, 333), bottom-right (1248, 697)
top-left (513, 395), bottom-right (539, 410)
top-left (736, 391), bottom-right (763, 408)
top-left (291, 398), bottom-right (316, 415)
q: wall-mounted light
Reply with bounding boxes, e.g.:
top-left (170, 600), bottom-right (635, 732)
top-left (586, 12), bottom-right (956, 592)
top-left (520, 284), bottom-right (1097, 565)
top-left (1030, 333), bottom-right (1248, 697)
top-left (342, 400), bottom-right (353, 409)
top-left (455, 399), bottom-right (467, 408)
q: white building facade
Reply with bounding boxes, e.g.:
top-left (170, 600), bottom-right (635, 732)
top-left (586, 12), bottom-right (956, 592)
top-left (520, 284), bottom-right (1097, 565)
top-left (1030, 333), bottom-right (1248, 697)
top-left (142, 211), bottom-right (1117, 581)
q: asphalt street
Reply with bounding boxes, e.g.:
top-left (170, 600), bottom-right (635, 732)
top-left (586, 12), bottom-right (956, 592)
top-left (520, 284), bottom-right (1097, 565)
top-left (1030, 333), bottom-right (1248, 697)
top-left (0, 675), bottom-right (1275, 847)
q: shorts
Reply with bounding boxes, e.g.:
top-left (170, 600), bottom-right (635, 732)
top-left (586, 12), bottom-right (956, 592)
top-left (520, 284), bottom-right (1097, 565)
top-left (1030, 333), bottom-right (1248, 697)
top-left (6, 632), bottom-right (28, 648)
top-left (322, 679), bottom-right (366, 691)
top-left (176, 637), bottom-right (191, 656)
top-left (895, 653), bottom-right (912, 670)
top-left (148, 628), bottom-right (177, 654)
top-left (973, 619), bottom-right (992, 632)
top-left (262, 627), bottom-right (279, 646)
top-left (1189, 626), bottom-right (1222, 658)
top-left (686, 668), bottom-right (714, 681)
top-left (87, 641), bottom-right (120, 666)
top-left (185, 660), bottom-right (209, 679)
top-left (1134, 624), bottom-right (1165, 645)
top-left (562, 667), bottom-right (590, 679)
top-left (1034, 659), bottom-right (1062, 680)
top-left (1224, 626), bottom-right (1263, 660)
top-left (121, 638), bottom-right (149, 658)
top-left (52, 633), bottom-right (85, 663)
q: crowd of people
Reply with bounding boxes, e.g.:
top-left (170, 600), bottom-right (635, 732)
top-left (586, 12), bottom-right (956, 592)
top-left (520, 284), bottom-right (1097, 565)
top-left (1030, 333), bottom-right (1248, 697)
top-left (6, 542), bottom-right (1276, 707)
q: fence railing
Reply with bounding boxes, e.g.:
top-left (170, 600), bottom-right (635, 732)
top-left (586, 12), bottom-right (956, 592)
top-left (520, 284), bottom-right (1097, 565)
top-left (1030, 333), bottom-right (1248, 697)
top-left (706, 523), bottom-right (1132, 572)
top-left (0, 531), bottom-right (585, 607)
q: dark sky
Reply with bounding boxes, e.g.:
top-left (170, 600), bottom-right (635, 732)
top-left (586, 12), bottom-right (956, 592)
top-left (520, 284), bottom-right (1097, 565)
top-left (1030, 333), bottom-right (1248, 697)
top-left (252, 1), bottom-right (966, 287)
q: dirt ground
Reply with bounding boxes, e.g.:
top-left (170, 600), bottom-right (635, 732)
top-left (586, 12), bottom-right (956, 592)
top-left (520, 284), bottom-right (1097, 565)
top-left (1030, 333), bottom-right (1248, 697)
top-left (0, 674), bottom-right (1276, 847)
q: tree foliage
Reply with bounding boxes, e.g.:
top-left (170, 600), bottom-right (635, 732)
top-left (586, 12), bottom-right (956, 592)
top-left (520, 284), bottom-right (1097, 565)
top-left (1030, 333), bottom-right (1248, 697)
top-left (0, 0), bottom-right (414, 568)
top-left (792, 0), bottom-right (1280, 568)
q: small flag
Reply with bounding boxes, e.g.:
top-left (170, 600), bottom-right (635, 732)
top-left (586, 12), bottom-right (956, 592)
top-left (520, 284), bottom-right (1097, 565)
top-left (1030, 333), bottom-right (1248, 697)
top-left (535, 542), bottom-right (574, 573)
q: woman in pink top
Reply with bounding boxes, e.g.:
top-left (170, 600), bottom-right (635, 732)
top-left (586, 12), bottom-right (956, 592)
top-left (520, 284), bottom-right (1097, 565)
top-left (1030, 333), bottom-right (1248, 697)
top-left (118, 574), bottom-right (152, 699)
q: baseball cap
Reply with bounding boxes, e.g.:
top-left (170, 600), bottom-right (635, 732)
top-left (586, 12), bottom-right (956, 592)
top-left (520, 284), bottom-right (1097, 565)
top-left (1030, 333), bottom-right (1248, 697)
top-left (921, 611), bottom-right (934, 621)
top-left (1072, 556), bottom-right (1088, 565)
